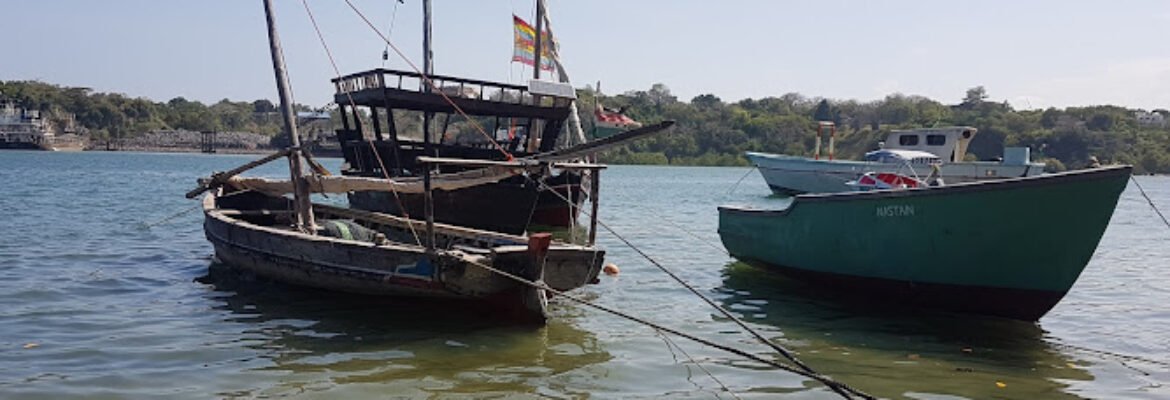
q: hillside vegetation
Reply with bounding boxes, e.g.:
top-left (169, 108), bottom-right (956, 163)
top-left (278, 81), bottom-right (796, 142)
top-left (4, 80), bottom-right (1168, 173)
top-left (582, 85), bottom-right (1170, 174)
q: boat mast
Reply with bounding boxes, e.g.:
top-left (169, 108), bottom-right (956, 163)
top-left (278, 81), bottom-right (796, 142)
top-left (536, 0), bottom-right (586, 147)
top-left (261, 0), bottom-right (315, 232)
top-left (532, 0), bottom-right (544, 82)
top-left (421, 0), bottom-right (436, 251)
top-left (526, 0), bottom-right (546, 152)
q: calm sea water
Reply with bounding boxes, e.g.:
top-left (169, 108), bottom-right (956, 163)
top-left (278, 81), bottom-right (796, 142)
top-left (0, 150), bottom-right (1167, 399)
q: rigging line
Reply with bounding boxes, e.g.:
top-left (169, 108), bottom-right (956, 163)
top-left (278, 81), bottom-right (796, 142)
top-left (342, 0), bottom-right (515, 161)
top-left (450, 253), bottom-right (871, 399)
top-left (530, 177), bottom-right (855, 400)
top-left (380, 0), bottom-right (401, 67)
top-left (657, 329), bottom-right (744, 400)
top-left (1130, 176), bottom-right (1170, 232)
top-left (301, 0), bottom-right (422, 247)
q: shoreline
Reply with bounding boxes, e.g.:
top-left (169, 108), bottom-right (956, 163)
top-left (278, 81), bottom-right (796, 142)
top-left (85, 146), bottom-right (277, 155)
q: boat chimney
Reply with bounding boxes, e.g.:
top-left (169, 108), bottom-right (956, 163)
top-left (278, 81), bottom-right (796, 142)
top-left (815, 121), bottom-right (834, 160)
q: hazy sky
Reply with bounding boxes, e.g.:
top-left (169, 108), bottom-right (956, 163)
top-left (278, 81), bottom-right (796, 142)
top-left (5, 0), bottom-right (1170, 110)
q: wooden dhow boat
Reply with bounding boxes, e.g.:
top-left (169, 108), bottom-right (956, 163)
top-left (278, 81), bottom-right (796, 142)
top-left (200, 182), bottom-right (604, 322)
top-left (334, 0), bottom-right (673, 234)
top-left (190, 0), bottom-right (606, 323)
top-left (719, 165), bottom-right (1132, 320)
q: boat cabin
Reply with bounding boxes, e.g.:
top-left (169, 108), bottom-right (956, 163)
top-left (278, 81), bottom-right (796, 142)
top-left (883, 126), bottom-right (976, 163)
top-left (862, 149), bottom-right (941, 165)
top-left (331, 68), bottom-right (577, 177)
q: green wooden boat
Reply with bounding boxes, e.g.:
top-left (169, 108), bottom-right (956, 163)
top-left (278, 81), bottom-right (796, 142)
top-left (718, 165), bottom-right (1132, 320)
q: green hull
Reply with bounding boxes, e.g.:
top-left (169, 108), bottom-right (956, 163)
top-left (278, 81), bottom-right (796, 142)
top-left (718, 166), bottom-right (1131, 320)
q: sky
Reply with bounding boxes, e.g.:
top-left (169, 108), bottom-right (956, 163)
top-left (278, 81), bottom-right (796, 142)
top-left (4, 0), bottom-right (1170, 110)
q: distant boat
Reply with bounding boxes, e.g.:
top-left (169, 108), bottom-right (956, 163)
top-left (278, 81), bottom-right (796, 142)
top-left (592, 104), bottom-right (642, 139)
top-left (718, 165), bottom-right (1131, 320)
top-left (0, 100), bottom-right (85, 151)
top-left (747, 126), bottom-right (1045, 195)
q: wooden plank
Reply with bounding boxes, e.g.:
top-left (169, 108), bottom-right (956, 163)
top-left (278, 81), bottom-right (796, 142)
top-left (532, 120), bottom-right (676, 162)
top-left (416, 156), bottom-right (606, 170)
top-left (588, 171), bottom-right (600, 246)
top-left (228, 166), bottom-right (520, 195)
top-left (185, 148), bottom-right (292, 198)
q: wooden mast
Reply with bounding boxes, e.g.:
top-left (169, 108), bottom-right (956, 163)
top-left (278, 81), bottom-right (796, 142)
top-left (532, 0), bottom-right (544, 82)
top-left (261, 0), bottom-right (315, 232)
top-left (421, 0), bottom-right (436, 251)
top-left (526, 0), bottom-right (546, 152)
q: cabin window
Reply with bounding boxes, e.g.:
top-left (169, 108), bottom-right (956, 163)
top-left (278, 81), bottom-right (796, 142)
top-left (926, 134), bottom-right (946, 146)
top-left (898, 135), bottom-right (919, 146)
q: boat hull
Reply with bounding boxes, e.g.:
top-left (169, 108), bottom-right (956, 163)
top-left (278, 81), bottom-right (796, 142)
top-left (746, 152), bottom-right (1045, 195)
top-left (718, 166), bottom-right (1131, 320)
top-left (348, 178), bottom-right (539, 235)
top-left (203, 190), bottom-right (605, 322)
top-left (0, 141), bottom-right (48, 151)
top-left (531, 172), bottom-right (584, 228)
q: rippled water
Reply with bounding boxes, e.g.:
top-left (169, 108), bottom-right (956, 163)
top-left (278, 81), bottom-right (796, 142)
top-left (0, 151), bottom-right (1167, 399)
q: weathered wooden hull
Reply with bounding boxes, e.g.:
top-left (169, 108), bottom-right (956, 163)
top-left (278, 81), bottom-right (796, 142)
top-left (531, 172), bottom-right (584, 228)
top-left (348, 177), bottom-right (539, 235)
top-left (204, 208), bottom-right (452, 298)
top-left (203, 190), bottom-right (605, 322)
top-left (719, 166), bottom-right (1131, 320)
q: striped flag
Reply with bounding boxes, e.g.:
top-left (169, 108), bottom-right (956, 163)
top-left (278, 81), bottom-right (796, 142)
top-left (512, 15), bottom-right (555, 71)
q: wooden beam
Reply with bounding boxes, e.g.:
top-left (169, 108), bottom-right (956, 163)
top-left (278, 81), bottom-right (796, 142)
top-left (186, 148), bottom-right (292, 199)
top-left (588, 171), bottom-right (600, 246)
top-left (416, 156), bottom-right (607, 170)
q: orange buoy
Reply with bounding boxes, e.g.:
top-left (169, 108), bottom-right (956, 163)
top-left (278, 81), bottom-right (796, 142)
top-left (602, 263), bottom-right (620, 276)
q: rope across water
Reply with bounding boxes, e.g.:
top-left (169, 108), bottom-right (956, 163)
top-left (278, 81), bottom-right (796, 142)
top-left (448, 251), bottom-right (875, 399)
top-left (328, 2), bottom-right (869, 397)
top-left (530, 178), bottom-right (864, 399)
top-left (1130, 176), bottom-right (1170, 232)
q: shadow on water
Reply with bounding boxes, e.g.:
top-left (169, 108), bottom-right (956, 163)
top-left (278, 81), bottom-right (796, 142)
top-left (719, 261), bottom-right (1095, 400)
top-left (196, 262), bottom-right (612, 398)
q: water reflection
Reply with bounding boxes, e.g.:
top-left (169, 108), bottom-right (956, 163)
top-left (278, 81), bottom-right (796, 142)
top-left (199, 262), bottom-right (612, 398)
top-left (719, 262), bottom-right (1094, 400)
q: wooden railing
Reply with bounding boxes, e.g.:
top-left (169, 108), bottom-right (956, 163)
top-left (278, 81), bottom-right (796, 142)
top-left (331, 68), bottom-right (542, 107)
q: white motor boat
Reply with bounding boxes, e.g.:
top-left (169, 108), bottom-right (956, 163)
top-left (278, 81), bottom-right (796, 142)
top-left (747, 126), bottom-right (1045, 195)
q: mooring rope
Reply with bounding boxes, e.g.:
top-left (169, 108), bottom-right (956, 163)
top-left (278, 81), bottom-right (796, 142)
top-left (1130, 176), bottom-right (1170, 232)
top-left (725, 166), bottom-right (756, 197)
top-left (334, 1), bottom-right (861, 395)
top-left (622, 195), bottom-right (729, 256)
top-left (656, 329), bottom-right (743, 400)
top-left (531, 179), bottom-right (859, 399)
top-left (450, 252), bottom-right (873, 399)
top-left (142, 203), bottom-right (203, 229)
top-left (1048, 341), bottom-right (1170, 369)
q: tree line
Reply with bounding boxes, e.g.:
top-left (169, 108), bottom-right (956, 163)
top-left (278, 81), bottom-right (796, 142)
top-left (0, 80), bottom-right (319, 145)
top-left (4, 80), bottom-right (1169, 174)
top-left (583, 85), bottom-right (1170, 174)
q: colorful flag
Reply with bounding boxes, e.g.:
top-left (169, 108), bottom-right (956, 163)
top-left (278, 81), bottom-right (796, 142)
top-left (512, 15), bottom-right (555, 71)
